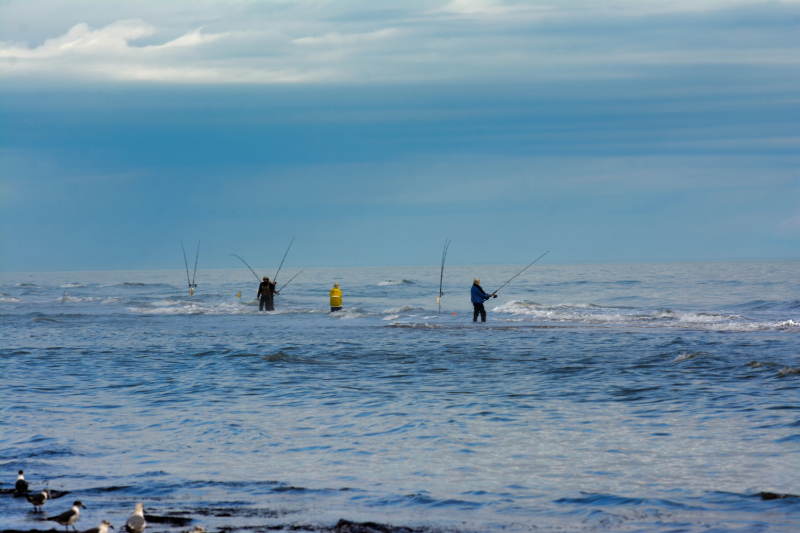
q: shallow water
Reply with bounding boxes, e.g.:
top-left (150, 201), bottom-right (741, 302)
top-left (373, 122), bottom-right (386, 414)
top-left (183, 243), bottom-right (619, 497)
top-left (2, 262), bottom-right (799, 532)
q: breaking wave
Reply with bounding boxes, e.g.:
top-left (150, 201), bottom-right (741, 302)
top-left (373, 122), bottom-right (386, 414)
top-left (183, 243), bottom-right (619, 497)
top-left (378, 279), bottom-right (416, 286)
top-left (492, 300), bottom-right (800, 332)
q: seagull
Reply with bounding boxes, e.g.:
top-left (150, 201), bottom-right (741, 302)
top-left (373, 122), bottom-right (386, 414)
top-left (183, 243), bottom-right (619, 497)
top-left (83, 520), bottom-right (114, 533)
top-left (125, 502), bottom-right (146, 533)
top-left (48, 500), bottom-right (86, 531)
top-left (26, 489), bottom-right (49, 512)
top-left (15, 470), bottom-right (29, 493)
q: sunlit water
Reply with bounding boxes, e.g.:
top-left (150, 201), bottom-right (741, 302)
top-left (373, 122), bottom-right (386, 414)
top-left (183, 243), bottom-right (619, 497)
top-left (2, 262), bottom-right (799, 532)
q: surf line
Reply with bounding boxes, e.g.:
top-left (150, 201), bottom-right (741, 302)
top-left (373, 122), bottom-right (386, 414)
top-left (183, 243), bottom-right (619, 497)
top-left (490, 251), bottom-right (549, 296)
top-left (181, 241), bottom-right (200, 295)
top-left (437, 238), bottom-right (451, 315)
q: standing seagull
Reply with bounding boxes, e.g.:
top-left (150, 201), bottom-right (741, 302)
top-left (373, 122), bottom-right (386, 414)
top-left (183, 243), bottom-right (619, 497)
top-left (48, 501), bottom-right (86, 531)
top-left (125, 503), bottom-right (146, 533)
top-left (26, 489), bottom-right (49, 512)
top-left (83, 520), bottom-right (114, 533)
top-left (15, 470), bottom-right (29, 493)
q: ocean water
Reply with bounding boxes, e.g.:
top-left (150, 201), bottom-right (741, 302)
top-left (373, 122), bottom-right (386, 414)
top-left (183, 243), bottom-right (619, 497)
top-left (1, 261), bottom-right (799, 533)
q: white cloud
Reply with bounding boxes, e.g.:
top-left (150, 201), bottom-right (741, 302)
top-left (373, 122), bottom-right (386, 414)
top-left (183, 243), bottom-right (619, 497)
top-left (292, 28), bottom-right (399, 46)
top-left (0, 0), bottom-right (798, 84)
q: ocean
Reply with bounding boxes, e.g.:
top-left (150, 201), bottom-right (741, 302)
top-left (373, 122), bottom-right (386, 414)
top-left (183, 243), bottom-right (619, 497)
top-left (1, 261), bottom-right (799, 532)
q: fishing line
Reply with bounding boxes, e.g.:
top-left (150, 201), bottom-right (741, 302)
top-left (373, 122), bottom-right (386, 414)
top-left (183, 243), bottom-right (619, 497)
top-left (491, 251), bottom-right (549, 295)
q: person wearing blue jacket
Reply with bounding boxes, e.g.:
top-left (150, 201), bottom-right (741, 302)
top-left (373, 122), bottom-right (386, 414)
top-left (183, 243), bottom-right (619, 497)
top-left (471, 278), bottom-right (496, 322)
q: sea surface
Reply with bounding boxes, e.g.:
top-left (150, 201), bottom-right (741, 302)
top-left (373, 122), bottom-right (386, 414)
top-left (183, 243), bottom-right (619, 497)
top-left (2, 261), bottom-right (799, 533)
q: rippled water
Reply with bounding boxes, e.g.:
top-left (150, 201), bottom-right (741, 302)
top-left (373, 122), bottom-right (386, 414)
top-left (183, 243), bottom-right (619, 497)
top-left (2, 262), bottom-right (799, 532)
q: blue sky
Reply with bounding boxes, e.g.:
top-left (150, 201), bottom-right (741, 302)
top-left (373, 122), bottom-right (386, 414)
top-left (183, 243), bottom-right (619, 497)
top-left (1, 0), bottom-right (798, 272)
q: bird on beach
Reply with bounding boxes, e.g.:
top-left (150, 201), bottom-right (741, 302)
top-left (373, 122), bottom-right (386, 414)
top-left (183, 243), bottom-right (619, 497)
top-left (125, 502), bottom-right (147, 533)
top-left (15, 470), bottom-right (29, 493)
top-left (48, 501), bottom-right (86, 531)
top-left (83, 520), bottom-right (114, 533)
top-left (26, 489), bottom-right (49, 511)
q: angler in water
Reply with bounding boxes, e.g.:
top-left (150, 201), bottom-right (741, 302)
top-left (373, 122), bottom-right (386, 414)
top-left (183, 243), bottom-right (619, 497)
top-left (471, 278), bottom-right (496, 322)
top-left (257, 276), bottom-right (278, 311)
top-left (330, 283), bottom-right (342, 312)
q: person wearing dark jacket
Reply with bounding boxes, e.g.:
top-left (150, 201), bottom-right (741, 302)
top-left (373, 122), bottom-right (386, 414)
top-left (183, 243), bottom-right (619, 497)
top-left (257, 276), bottom-right (278, 311)
top-left (471, 278), bottom-right (496, 322)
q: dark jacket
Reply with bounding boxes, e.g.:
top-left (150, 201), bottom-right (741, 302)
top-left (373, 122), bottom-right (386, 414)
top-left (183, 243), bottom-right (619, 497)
top-left (471, 283), bottom-right (492, 304)
top-left (258, 281), bottom-right (275, 299)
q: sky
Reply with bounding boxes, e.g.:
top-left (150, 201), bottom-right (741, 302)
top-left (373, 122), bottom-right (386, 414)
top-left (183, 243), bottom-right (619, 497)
top-left (1, 0), bottom-right (798, 272)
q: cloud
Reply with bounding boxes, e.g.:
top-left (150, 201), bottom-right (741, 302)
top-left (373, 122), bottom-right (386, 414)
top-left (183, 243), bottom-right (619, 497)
top-left (0, 0), bottom-right (799, 84)
top-left (292, 28), bottom-right (400, 46)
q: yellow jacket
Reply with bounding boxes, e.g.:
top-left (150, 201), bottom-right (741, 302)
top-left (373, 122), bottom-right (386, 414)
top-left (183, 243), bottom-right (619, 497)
top-left (330, 288), bottom-right (342, 307)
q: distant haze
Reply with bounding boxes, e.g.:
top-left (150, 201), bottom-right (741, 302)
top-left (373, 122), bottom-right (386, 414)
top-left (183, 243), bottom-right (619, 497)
top-left (1, 1), bottom-right (798, 271)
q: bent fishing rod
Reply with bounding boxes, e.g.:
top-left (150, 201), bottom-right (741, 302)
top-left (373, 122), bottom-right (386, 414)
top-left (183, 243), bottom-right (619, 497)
top-left (230, 254), bottom-right (261, 282)
top-left (274, 237), bottom-right (295, 284)
top-left (277, 269), bottom-right (304, 294)
top-left (490, 251), bottom-right (549, 296)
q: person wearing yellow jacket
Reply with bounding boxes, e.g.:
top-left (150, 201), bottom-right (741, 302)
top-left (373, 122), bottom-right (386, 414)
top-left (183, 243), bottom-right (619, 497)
top-left (330, 283), bottom-right (342, 312)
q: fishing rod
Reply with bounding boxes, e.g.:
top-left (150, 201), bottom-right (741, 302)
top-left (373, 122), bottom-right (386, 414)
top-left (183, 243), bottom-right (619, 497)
top-left (230, 254), bottom-right (261, 282)
top-left (490, 251), bottom-right (549, 296)
top-left (277, 269), bottom-right (304, 293)
top-left (437, 238), bottom-right (450, 315)
top-left (191, 240), bottom-right (200, 289)
top-left (273, 237), bottom-right (295, 284)
top-left (181, 242), bottom-right (195, 293)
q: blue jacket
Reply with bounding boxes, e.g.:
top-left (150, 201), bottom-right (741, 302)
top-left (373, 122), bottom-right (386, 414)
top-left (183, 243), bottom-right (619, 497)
top-left (471, 284), bottom-right (491, 304)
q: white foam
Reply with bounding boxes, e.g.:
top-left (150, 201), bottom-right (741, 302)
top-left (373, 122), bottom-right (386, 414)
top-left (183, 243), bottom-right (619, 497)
top-left (383, 305), bottom-right (422, 314)
top-left (492, 300), bottom-right (800, 332)
top-left (0, 296), bottom-right (23, 303)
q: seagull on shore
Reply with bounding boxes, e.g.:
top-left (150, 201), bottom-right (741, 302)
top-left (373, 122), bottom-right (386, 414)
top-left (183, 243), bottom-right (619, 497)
top-left (15, 470), bottom-right (29, 493)
top-left (26, 489), bottom-right (49, 511)
top-left (125, 503), bottom-right (146, 533)
top-left (83, 520), bottom-right (114, 533)
top-left (48, 500), bottom-right (86, 531)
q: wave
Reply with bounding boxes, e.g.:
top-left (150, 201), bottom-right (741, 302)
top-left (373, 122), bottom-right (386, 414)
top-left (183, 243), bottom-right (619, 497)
top-left (377, 279), bottom-right (416, 286)
top-left (105, 282), bottom-right (174, 288)
top-left (15, 283), bottom-right (36, 287)
top-left (1, 296), bottom-right (23, 303)
top-left (383, 305), bottom-right (424, 314)
top-left (673, 351), bottom-right (711, 363)
top-left (726, 299), bottom-right (800, 311)
top-left (492, 300), bottom-right (800, 332)
top-left (61, 283), bottom-right (87, 288)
